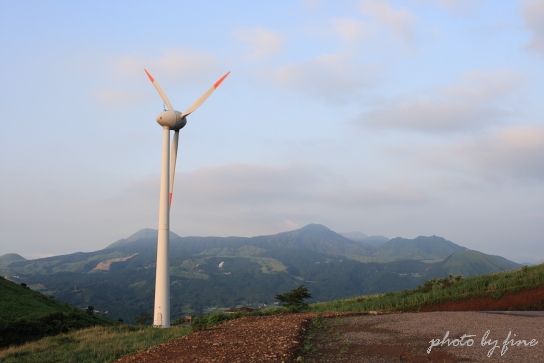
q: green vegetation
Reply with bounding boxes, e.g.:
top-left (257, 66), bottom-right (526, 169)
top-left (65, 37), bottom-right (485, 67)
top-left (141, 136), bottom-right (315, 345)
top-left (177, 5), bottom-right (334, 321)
top-left (0, 276), bottom-right (188, 362)
top-left (431, 249), bottom-right (522, 277)
top-left (0, 277), bottom-right (74, 322)
top-left (308, 263), bottom-right (544, 313)
top-left (189, 285), bottom-right (311, 332)
top-left (133, 312), bottom-right (152, 326)
top-left (417, 274), bottom-right (463, 292)
top-left (275, 285), bottom-right (312, 310)
top-left (189, 308), bottom-right (284, 332)
top-left (2, 264), bottom-right (540, 362)
top-left (0, 254), bottom-right (26, 264)
top-left (189, 263), bottom-right (542, 335)
top-left (0, 277), bottom-right (115, 348)
top-left (300, 315), bottom-right (351, 361)
top-left (371, 235), bottom-right (466, 261)
top-left (0, 224), bottom-right (524, 322)
top-left (0, 324), bottom-right (190, 363)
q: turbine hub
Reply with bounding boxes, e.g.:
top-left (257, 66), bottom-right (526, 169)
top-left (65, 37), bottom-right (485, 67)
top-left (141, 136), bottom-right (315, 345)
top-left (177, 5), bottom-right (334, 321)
top-left (156, 110), bottom-right (187, 130)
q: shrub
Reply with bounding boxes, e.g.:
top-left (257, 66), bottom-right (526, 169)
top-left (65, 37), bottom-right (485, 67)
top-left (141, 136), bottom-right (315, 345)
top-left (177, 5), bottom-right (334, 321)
top-left (275, 285), bottom-right (312, 311)
top-left (133, 312), bottom-right (152, 326)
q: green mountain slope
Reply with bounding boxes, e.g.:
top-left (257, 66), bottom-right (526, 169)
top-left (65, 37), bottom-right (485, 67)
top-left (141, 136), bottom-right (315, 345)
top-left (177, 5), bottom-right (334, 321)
top-left (0, 253), bottom-right (26, 264)
top-left (340, 232), bottom-right (389, 247)
top-left (107, 229), bottom-right (182, 249)
top-left (0, 278), bottom-right (73, 321)
top-left (251, 224), bottom-right (375, 255)
top-left (0, 224), bottom-right (522, 323)
top-left (430, 250), bottom-right (522, 277)
top-left (310, 263), bottom-right (544, 313)
top-left (0, 277), bottom-right (115, 347)
top-left (372, 235), bottom-right (466, 261)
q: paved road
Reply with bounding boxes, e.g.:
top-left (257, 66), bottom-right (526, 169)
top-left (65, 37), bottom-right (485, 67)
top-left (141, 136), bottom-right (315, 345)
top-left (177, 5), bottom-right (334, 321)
top-left (480, 311), bottom-right (544, 317)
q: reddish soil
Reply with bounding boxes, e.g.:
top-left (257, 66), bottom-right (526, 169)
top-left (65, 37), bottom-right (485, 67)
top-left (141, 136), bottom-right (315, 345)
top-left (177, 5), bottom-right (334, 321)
top-left (116, 287), bottom-right (544, 362)
top-left (116, 312), bottom-right (362, 363)
top-left (420, 285), bottom-right (544, 312)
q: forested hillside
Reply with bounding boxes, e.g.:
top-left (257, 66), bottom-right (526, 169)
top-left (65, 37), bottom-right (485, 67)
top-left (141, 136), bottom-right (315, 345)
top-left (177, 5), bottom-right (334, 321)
top-left (0, 224), bottom-right (520, 323)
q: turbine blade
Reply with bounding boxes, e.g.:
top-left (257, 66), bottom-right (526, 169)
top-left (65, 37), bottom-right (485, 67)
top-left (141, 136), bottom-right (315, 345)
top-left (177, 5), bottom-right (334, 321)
top-left (145, 69), bottom-right (174, 111)
top-left (169, 130), bottom-right (179, 208)
top-left (181, 71), bottom-right (230, 117)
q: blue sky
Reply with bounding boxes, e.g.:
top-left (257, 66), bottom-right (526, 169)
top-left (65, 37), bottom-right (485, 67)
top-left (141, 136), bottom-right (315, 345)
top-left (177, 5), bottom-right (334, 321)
top-left (1, 0), bottom-right (543, 264)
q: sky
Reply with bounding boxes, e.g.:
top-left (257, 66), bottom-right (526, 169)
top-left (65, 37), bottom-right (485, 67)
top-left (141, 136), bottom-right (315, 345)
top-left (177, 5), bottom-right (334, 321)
top-left (1, 0), bottom-right (543, 264)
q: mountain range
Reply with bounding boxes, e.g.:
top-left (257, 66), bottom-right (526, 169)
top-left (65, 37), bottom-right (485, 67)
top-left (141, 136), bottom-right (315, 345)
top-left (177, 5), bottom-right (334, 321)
top-left (0, 224), bottom-right (521, 323)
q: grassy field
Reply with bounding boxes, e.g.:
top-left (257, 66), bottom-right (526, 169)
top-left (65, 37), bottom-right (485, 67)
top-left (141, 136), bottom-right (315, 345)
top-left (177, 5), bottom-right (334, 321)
top-left (0, 277), bottom-right (116, 348)
top-left (308, 263), bottom-right (544, 313)
top-left (0, 277), bottom-right (77, 321)
top-left (0, 324), bottom-right (190, 363)
top-left (2, 264), bottom-right (541, 363)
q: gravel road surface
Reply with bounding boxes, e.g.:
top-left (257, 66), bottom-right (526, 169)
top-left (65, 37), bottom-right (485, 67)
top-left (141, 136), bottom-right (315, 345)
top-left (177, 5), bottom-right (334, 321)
top-left (116, 311), bottom-right (542, 362)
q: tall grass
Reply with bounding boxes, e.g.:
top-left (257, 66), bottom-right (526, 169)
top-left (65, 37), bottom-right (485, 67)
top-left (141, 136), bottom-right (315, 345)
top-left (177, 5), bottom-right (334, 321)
top-left (308, 263), bottom-right (544, 313)
top-left (0, 324), bottom-right (190, 363)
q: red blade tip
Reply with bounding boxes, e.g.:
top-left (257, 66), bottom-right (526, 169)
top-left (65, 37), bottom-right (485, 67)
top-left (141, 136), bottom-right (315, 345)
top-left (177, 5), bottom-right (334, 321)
top-left (144, 69), bottom-right (155, 83)
top-left (214, 71), bottom-right (230, 89)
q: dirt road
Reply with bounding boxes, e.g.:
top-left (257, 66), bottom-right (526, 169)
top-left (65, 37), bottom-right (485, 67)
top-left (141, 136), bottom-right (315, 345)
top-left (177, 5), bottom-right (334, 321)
top-left (116, 287), bottom-right (544, 362)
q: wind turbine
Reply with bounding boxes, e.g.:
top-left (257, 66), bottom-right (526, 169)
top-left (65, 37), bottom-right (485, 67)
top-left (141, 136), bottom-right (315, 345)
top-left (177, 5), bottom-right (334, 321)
top-left (144, 69), bottom-right (230, 327)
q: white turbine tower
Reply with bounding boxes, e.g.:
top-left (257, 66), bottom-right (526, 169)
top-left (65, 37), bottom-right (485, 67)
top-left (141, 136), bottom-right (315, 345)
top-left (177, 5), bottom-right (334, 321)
top-left (144, 69), bottom-right (230, 328)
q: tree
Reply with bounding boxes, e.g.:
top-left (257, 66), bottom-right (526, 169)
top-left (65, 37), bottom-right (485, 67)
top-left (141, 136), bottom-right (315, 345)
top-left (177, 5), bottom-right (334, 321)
top-left (134, 312), bottom-right (152, 326)
top-left (85, 306), bottom-right (94, 316)
top-left (275, 285), bottom-right (312, 310)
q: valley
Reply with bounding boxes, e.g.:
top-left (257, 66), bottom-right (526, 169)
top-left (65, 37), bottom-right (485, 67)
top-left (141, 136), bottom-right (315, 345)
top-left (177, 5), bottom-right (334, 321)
top-left (0, 224), bottom-right (521, 324)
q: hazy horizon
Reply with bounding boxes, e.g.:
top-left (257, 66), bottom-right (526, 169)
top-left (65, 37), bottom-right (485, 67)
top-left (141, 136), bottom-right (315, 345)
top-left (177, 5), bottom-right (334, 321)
top-left (1, 1), bottom-right (543, 265)
top-left (0, 223), bottom-right (537, 266)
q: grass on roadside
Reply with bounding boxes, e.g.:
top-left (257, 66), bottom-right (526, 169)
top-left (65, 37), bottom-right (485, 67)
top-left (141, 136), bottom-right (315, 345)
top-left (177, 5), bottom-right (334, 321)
top-left (308, 263), bottom-right (544, 313)
top-left (4, 264), bottom-right (541, 363)
top-left (298, 314), bottom-right (351, 362)
top-left (192, 264), bottom-right (544, 332)
top-left (0, 324), bottom-right (190, 363)
top-left (190, 307), bottom-right (286, 332)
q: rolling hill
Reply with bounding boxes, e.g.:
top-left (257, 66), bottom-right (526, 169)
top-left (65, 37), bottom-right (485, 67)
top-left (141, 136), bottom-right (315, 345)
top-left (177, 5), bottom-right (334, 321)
top-left (340, 231), bottom-right (389, 247)
top-left (0, 276), bottom-right (114, 347)
top-left (429, 249), bottom-right (522, 277)
top-left (0, 253), bottom-right (26, 264)
top-left (371, 235), bottom-right (467, 261)
top-left (0, 224), bottom-right (521, 323)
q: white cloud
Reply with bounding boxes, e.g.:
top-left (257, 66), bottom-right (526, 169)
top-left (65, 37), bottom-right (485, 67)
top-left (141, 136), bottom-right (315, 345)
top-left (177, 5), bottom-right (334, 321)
top-left (169, 163), bottom-right (412, 209)
top-left (359, 69), bottom-right (521, 133)
top-left (264, 54), bottom-right (378, 104)
top-left (331, 18), bottom-right (372, 42)
top-left (234, 28), bottom-right (285, 59)
top-left (406, 125), bottom-right (544, 182)
top-left (165, 162), bottom-right (424, 236)
top-left (177, 163), bottom-right (315, 205)
top-left (359, 0), bottom-right (416, 43)
top-left (453, 125), bottom-right (544, 181)
top-left (522, 0), bottom-right (544, 54)
top-left (37, 162), bottom-right (418, 239)
top-left (440, 70), bottom-right (522, 100)
top-left (114, 49), bottom-right (223, 83)
top-left (173, 163), bottom-right (424, 211)
top-left (363, 98), bottom-right (498, 132)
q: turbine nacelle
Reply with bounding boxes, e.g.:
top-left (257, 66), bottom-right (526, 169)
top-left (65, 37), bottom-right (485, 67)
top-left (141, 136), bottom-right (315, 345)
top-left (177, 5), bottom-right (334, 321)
top-left (156, 110), bottom-right (187, 130)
